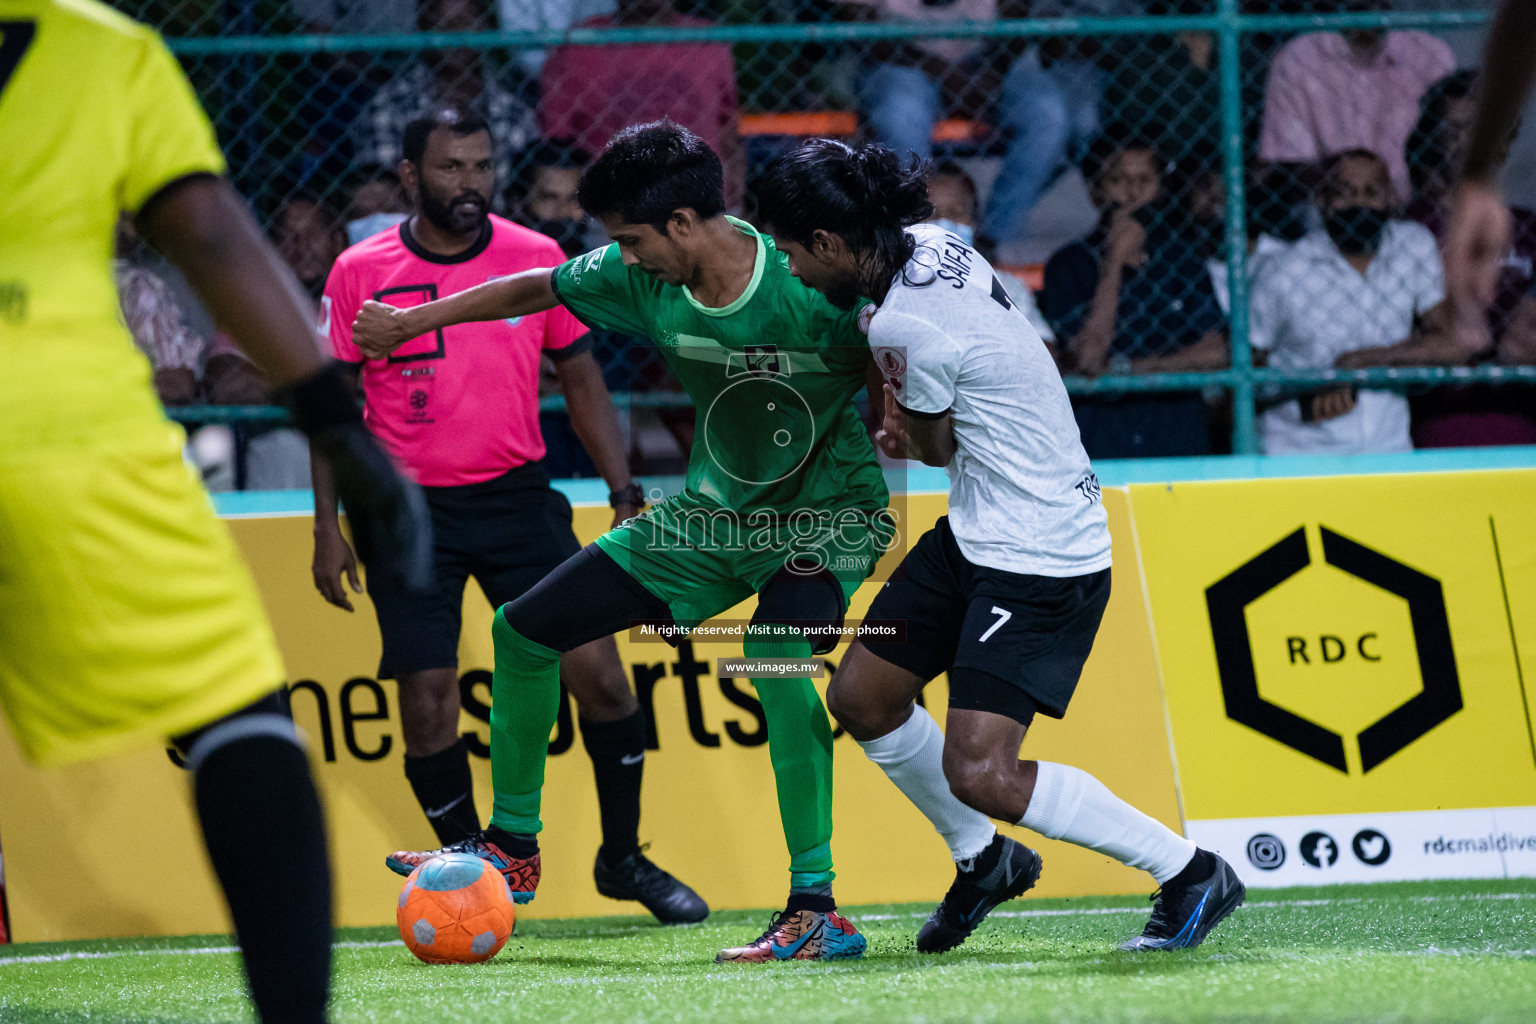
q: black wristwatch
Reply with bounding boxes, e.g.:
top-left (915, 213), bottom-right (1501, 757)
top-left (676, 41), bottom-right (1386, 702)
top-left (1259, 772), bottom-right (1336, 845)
top-left (609, 482), bottom-right (645, 508)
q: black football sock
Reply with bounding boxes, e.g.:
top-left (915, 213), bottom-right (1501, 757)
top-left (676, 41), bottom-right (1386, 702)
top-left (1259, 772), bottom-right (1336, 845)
top-left (191, 732), bottom-right (331, 1024)
top-left (404, 738), bottom-right (481, 845)
top-left (956, 832), bottom-right (1006, 879)
top-left (1166, 848), bottom-right (1218, 890)
top-left (580, 710), bottom-right (646, 863)
top-left (485, 825), bottom-right (540, 859)
top-left (785, 891), bottom-right (836, 914)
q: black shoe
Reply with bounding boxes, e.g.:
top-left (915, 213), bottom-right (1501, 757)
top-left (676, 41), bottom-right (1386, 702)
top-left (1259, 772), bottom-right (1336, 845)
top-left (593, 845), bottom-right (709, 925)
top-left (1118, 852), bottom-right (1245, 951)
top-left (916, 838), bottom-right (1043, 953)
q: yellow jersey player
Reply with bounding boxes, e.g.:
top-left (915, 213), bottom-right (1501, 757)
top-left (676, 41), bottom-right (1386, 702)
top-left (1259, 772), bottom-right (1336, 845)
top-left (0, 3), bottom-right (430, 1022)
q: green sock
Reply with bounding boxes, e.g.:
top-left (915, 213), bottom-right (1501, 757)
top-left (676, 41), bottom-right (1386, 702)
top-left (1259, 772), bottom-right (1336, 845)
top-left (746, 624), bottom-right (836, 891)
top-left (487, 608), bottom-right (562, 835)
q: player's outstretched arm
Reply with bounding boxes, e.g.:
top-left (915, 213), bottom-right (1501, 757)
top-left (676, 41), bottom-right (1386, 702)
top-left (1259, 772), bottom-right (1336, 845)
top-left (352, 269), bottom-right (560, 360)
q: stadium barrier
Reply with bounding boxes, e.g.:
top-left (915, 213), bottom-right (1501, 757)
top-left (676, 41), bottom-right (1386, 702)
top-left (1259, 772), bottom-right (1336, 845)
top-left (0, 490), bottom-right (1181, 942)
top-left (1134, 467), bottom-right (1536, 886)
top-left (2, 460), bottom-right (1533, 941)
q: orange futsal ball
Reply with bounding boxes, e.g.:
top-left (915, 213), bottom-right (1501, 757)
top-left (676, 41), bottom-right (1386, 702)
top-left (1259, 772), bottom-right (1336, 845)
top-left (397, 853), bottom-right (516, 964)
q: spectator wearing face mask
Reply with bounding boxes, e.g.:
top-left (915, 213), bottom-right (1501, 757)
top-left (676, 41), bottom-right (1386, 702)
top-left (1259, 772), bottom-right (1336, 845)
top-left (1249, 148), bottom-right (1460, 455)
top-left (343, 165), bottom-right (412, 246)
top-left (925, 161), bottom-right (1055, 348)
top-left (509, 139), bottom-right (595, 259)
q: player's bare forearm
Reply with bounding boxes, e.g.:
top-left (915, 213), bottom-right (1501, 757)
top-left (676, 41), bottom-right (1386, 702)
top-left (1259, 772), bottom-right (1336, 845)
top-left (310, 443), bottom-right (343, 531)
top-left (1462, 0), bottom-right (1536, 183)
top-left (555, 349), bottom-right (634, 497)
top-left (136, 176), bottom-right (323, 386)
top-left (309, 443), bottom-right (363, 610)
top-left (905, 410), bottom-right (956, 468)
top-left (354, 269), bottom-right (560, 359)
top-left (308, 363), bottom-right (362, 532)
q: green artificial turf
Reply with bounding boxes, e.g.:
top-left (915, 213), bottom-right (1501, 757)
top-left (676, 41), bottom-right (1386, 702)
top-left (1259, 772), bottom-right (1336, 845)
top-left (2, 879), bottom-right (1534, 1023)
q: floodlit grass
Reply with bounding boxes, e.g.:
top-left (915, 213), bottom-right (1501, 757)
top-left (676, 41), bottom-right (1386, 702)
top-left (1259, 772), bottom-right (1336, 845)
top-left (2, 879), bottom-right (1534, 1023)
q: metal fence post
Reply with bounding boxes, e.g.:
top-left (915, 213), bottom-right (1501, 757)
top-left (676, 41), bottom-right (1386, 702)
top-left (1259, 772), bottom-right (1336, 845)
top-left (1219, 0), bottom-right (1257, 454)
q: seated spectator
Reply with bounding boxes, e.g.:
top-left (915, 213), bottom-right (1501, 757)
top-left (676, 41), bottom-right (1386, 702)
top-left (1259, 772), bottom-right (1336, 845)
top-left (1041, 137), bottom-right (1228, 459)
top-left (116, 218), bottom-right (301, 488)
top-left (1403, 71), bottom-right (1536, 446)
top-left (1249, 148), bottom-right (1458, 455)
top-left (342, 165), bottom-right (411, 245)
top-left (115, 217), bottom-right (202, 407)
top-left (508, 139), bottom-right (595, 258)
top-left (1258, 4), bottom-right (1454, 203)
top-left (271, 194), bottom-right (348, 300)
top-left (539, 0), bottom-right (742, 206)
top-left (844, 0), bottom-right (1073, 261)
top-left (497, 0), bottom-right (616, 78)
top-left (926, 161), bottom-right (1056, 348)
top-left (350, 0), bottom-right (534, 185)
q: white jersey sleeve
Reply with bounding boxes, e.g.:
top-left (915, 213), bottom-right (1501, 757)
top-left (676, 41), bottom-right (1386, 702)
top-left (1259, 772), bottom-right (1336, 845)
top-left (873, 311), bottom-right (962, 417)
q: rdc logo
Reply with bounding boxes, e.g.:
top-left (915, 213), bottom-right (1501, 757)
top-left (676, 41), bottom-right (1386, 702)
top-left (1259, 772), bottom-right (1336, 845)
top-left (1246, 832), bottom-right (1286, 871)
top-left (1206, 526), bottom-right (1461, 773)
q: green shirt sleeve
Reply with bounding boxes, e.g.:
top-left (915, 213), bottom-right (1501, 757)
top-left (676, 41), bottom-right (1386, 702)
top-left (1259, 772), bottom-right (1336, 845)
top-left (550, 244), bottom-right (656, 337)
top-left (813, 299), bottom-right (875, 376)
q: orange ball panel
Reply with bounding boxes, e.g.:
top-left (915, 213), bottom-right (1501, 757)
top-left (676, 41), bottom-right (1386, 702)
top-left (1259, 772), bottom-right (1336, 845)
top-left (396, 856), bottom-right (516, 965)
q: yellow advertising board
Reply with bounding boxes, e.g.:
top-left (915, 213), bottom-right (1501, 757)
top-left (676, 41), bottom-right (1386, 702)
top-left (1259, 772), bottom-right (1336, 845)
top-left (1131, 469), bottom-right (1536, 886)
top-left (0, 488), bottom-right (1180, 942)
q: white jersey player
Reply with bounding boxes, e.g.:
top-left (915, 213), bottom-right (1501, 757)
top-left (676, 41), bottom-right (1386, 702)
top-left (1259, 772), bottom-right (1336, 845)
top-left (757, 140), bottom-right (1245, 955)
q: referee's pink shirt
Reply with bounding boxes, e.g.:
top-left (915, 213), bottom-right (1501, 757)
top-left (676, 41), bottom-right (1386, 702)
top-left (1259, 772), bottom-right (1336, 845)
top-left (322, 215), bottom-right (587, 487)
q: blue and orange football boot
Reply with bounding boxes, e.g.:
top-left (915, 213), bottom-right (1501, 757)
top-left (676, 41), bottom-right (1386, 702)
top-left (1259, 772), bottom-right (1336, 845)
top-left (387, 831), bottom-right (541, 905)
top-left (715, 907), bottom-right (867, 963)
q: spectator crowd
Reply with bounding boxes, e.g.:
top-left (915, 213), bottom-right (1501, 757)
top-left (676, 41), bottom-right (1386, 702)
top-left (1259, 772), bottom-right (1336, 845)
top-left (118, 0), bottom-right (1536, 481)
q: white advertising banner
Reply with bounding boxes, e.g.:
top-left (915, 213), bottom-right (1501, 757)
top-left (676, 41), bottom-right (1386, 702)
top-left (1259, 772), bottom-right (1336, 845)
top-left (1187, 806), bottom-right (1536, 887)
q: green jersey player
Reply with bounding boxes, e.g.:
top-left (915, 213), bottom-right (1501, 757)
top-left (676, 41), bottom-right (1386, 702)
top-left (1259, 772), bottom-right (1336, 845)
top-left (353, 121), bottom-right (887, 962)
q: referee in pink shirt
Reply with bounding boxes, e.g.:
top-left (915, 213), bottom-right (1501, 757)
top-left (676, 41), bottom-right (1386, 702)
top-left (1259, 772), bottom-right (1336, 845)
top-left (313, 108), bottom-right (706, 924)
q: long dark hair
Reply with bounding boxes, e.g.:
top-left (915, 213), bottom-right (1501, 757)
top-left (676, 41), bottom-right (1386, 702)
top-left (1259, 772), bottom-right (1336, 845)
top-left (755, 139), bottom-right (933, 299)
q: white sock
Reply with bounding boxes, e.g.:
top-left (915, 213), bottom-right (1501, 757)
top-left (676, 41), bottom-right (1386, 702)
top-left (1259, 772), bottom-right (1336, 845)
top-left (858, 705), bottom-right (997, 862)
top-left (1019, 761), bottom-right (1196, 884)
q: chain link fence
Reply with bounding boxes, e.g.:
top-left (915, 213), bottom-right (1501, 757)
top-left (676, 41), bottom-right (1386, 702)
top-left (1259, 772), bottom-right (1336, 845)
top-left (107, 0), bottom-right (1536, 480)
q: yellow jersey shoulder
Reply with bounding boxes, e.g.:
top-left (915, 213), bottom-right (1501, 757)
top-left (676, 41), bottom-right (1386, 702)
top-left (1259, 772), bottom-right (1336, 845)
top-left (0, 0), bottom-right (225, 457)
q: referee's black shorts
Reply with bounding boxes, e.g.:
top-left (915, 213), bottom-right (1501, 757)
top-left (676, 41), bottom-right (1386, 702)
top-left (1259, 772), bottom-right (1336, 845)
top-left (367, 462), bottom-right (583, 679)
top-left (857, 516), bottom-right (1111, 727)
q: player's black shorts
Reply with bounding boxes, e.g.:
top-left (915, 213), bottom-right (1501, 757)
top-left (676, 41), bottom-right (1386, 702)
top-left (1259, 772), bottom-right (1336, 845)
top-left (367, 463), bottom-right (582, 678)
top-left (858, 516), bottom-right (1110, 726)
